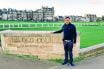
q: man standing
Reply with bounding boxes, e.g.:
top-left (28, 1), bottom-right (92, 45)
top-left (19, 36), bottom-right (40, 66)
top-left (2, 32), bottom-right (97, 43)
top-left (52, 17), bottom-right (77, 66)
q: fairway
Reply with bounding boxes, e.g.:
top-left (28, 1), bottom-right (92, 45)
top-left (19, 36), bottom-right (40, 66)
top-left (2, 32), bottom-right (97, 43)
top-left (0, 20), bottom-right (104, 48)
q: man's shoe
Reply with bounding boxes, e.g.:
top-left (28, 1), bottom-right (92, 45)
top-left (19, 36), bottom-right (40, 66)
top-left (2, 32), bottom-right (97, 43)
top-left (70, 63), bottom-right (75, 66)
top-left (62, 62), bottom-right (68, 65)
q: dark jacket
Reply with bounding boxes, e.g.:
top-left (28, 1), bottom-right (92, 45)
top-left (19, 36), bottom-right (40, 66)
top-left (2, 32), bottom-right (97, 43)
top-left (53, 23), bottom-right (77, 43)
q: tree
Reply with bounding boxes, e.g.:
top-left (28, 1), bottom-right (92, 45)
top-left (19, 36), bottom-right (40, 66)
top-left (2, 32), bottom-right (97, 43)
top-left (102, 16), bottom-right (104, 21)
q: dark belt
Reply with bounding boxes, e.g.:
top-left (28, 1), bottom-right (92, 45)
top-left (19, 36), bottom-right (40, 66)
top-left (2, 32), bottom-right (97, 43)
top-left (64, 40), bottom-right (71, 42)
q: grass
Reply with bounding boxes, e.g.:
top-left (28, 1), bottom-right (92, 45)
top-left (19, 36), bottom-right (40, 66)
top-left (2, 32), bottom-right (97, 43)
top-left (2, 52), bottom-right (39, 61)
top-left (78, 26), bottom-right (104, 48)
top-left (0, 20), bottom-right (104, 48)
top-left (1, 47), bottom-right (104, 64)
top-left (0, 51), bottom-right (84, 63)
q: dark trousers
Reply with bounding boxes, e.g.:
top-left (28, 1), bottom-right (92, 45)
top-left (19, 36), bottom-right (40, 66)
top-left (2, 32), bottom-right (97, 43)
top-left (63, 40), bottom-right (73, 63)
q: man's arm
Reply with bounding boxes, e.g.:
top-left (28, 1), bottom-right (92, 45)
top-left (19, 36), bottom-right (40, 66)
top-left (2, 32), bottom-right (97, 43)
top-left (52, 25), bottom-right (64, 33)
top-left (73, 25), bottom-right (77, 44)
top-left (53, 29), bottom-right (63, 33)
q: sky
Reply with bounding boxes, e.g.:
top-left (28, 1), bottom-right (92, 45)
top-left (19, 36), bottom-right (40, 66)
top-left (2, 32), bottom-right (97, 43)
top-left (0, 0), bottom-right (104, 17)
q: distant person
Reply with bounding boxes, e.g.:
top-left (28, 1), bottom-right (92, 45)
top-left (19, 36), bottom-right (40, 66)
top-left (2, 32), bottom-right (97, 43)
top-left (51, 17), bottom-right (77, 66)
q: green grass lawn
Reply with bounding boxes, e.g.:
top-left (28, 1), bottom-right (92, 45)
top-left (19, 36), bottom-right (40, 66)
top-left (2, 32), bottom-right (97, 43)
top-left (0, 20), bottom-right (104, 48)
top-left (78, 26), bottom-right (104, 48)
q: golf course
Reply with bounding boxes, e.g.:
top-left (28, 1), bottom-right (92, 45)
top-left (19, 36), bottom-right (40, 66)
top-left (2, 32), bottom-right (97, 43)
top-left (0, 20), bottom-right (104, 48)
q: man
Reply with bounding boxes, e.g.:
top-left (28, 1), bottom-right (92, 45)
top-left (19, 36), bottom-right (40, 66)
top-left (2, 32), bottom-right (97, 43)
top-left (52, 17), bottom-right (77, 66)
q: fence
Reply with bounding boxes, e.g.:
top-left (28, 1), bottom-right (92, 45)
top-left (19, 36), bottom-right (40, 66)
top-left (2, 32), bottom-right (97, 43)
top-left (0, 23), bottom-right (104, 29)
top-left (0, 23), bottom-right (63, 29)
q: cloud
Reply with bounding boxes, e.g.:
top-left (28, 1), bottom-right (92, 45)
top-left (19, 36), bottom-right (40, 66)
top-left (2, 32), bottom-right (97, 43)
top-left (0, 0), bottom-right (104, 17)
top-left (88, 0), bottom-right (104, 4)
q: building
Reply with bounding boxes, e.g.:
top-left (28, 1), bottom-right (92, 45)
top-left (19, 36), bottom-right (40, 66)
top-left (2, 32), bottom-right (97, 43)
top-left (33, 6), bottom-right (54, 21)
top-left (67, 15), bottom-right (89, 22)
top-left (0, 6), bottom-right (55, 21)
top-left (2, 8), bottom-right (8, 20)
top-left (0, 9), bottom-right (2, 20)
top-left (76, 16), bottom-right (90, 22)
top-left (69, 15), bottom-right (78, 22)
top-left (85, 14), bottom-right (97, 22)
top-left (42, 6), bottom-right (54, 21)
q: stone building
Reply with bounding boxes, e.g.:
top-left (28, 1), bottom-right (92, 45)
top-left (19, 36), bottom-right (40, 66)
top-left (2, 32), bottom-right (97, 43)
top-left (33, 6), bottom-right (54, 21)
top-left (0, 9), bottom-right (2, 20)
top-left (0, 6), bottom-right (55, 22)
top-left (85, 14), bottom-right (97, 22)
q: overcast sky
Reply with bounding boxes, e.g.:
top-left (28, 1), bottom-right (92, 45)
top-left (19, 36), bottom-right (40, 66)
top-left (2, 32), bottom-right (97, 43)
top-left (0, 0), bottom-right (104, 17)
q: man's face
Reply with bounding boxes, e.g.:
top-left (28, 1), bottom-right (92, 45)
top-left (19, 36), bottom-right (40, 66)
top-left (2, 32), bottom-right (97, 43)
top-left (64, 18), bottom-right (71, 24)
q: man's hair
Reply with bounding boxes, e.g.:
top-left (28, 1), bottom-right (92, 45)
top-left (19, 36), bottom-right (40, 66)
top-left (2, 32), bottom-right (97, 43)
top-left (65, 17), bottom-right (70, 19)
